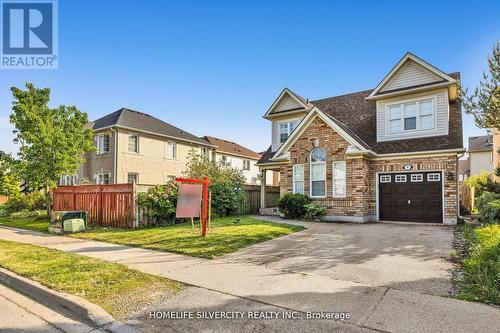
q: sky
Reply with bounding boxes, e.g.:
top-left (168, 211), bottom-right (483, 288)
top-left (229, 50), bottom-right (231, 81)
top-left (0, 0), bottom-right (499, 155)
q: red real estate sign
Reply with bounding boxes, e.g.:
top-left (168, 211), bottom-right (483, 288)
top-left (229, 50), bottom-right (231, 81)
top-left (176, 184), bottom-right (203, 218)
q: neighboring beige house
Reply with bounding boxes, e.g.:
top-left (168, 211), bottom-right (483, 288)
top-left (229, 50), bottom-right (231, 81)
top-left (468, 135), bottom-right (493, 176)
top-left (202, 136), bottom-right (278, 186)
top-left (63, 108), bottom-right (214, 191)
top-left (494, 128), bottom-right (500, 182)
top-left (257, 52), bottom-right (464, 224)
top-left (458, 158), bottom-right (470, 182)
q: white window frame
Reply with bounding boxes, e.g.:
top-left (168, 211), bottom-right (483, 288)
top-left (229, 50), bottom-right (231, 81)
top-left (427, 173), bottom-right (441, 182)
top-left (243, 160), bottom-right (250, 171)
top-left (127, 172), bottom-right (139, 184)
top-left (380, 175), bottom-right (391, 183)
top-left (386, 96), bottom-right (436, 135)
top-left (332, 161), bottom-right (347, 198)
top-left (411, 174), bottom-right (423, 182)
top-left (279, 120), bottom-right (299, 144)
top-left (395, 175), bottom-right (407, 183)
top-left (310, 148), bottom-right (327, 198)
top-left (292, 164), bottom-right (304, 194)
top-left (166, 142), bottom-right (177, 159)
top-left (199, 147), bottom-right (210, 159)
top-left (127, 134), bottom-right (139, 153)
top-left (96, 133), bottom-right (110, 154)
top-left (96, 172), bottom-right (111, 185)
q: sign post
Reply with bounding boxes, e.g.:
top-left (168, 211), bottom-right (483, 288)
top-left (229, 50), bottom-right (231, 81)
top-left (176, 177), bottom-right (210, 237)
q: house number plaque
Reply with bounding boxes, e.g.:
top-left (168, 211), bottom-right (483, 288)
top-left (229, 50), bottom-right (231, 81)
top-left (403, 164), bottom-right (413, 171)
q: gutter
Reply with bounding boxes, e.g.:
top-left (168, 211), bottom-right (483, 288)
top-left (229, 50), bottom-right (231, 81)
top-left (457, 151), bottom-right (466, 219)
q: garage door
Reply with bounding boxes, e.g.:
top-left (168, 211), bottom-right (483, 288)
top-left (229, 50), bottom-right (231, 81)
top-left (378, 172), bottom-right (443, 223)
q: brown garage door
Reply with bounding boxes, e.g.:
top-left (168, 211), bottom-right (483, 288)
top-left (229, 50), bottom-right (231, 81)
top-left (378, 172), bottom-right (443, 223)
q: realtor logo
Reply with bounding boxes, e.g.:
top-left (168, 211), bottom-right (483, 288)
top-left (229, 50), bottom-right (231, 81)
top-left (1, 0), bottom-right (58, 69)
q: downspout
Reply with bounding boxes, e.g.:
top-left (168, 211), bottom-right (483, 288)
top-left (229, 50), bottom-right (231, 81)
top-left (111, 127), bottom-right (118, 184)
top-left (457, 151), bottom-right (465, 219)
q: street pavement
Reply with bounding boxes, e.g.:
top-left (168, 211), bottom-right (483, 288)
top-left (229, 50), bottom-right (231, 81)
top-left (0, 283), bottom-right (103, 333)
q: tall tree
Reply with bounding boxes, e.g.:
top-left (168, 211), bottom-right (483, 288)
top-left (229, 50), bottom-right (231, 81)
top-left (0, 151), bottom-right (20, 196)
top-left (460, 42), bottom-right (500, 129)
top-left (9, 83), bottom-right (94, 213)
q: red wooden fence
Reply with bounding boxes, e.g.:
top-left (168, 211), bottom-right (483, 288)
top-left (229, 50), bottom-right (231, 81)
top-left (52, 184), bottom-right (136, 228)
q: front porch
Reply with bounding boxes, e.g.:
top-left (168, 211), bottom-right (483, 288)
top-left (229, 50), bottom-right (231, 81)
top-left (258, 166), bottom-right (282, 215)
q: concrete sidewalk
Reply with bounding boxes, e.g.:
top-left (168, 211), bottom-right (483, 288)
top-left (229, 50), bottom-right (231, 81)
top-left (0, 226), bottom-right (498, 333)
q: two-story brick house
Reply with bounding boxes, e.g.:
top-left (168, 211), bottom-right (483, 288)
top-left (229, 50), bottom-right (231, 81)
top-left (257, 53), bottom-right (464, 224)
top-left (73, 108), bottom-right (214, 191)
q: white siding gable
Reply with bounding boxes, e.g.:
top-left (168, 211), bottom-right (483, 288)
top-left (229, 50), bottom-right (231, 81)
top-left (376, 88), bottom-right (449, 142)
top-left (381, 60), bottom-right (442, 92)
top-left (275, 95), bottom-right (303, 112)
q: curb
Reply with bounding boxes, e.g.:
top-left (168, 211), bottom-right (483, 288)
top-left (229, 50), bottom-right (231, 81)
top-left (0, 267), bottom-right (140, 333)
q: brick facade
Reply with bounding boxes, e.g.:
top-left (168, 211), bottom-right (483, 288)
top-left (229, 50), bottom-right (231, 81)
top-left (280, 116), bottom-right (459, 224)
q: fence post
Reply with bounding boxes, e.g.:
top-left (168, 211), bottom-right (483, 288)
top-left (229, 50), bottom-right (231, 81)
top-left (133, 182), bottom-right (138, 228)
top-left (99, 185), bottom-right (103, 226)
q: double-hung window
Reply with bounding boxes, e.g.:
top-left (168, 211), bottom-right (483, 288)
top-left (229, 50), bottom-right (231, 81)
top-left (166, 142), bottom-right (176, 159)
top-left (97, 134), bottom-right (110, 154)
top-left (96, 173), bottom-right (110, 184)
top-left (243, 160), bottom-right (250, 171)
top-left (332, 161), bottom-right (346, 197)
top-left (388, 98), bottom-right (435, 134)
top-left (127, 173), bottom-right (139, 184)
top-left (128, 135), bottom-right (138, 153)
top-left (199, 147), bottom-right (210, 159)
top-left (279, 120), bottom-right (299, 143)
top-left (310, 148), bottom-right (326, 197)
top-left (293, 164), bottom-right (304, 194)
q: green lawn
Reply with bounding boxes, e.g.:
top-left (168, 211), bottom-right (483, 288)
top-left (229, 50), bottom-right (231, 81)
top-left (0, 215), bottom-right (49, 233)
top-left (0, 239), bottom-right (181, 317)
top-left (0, 215), bottom-right (303, 259)
top-left (458, 224), bottom-right (500, 305)
top-left (71, 216), bottom-right (304, 259)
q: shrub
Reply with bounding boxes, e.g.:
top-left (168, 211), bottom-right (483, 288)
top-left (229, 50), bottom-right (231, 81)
top-left (480, 200), bottom-right (500, 224)
top-left (476, 192), bottom-right (500, 224)
top-left (303, 203), bottom-right (326, 221)
top-left (459, 224), bottom-right (500, 305)
top-left (4, 192), bottom-right (45, 213)
top-left (183, 150), bottom-right (245, 217)
top-left (277, 193), bottom-right (312, 219)
top-left (465, 171), bottom-right (491, 197)
top-left (136, 181), bottom-right (178, 225)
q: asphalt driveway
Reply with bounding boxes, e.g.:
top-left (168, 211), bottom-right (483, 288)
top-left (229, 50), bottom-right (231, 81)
top-left (224, 216), bottom-right (455, 296)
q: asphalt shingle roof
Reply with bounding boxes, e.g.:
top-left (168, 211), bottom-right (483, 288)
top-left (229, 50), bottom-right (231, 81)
top-left (203, 136), bottom-right (261, 159)
top-left (257, 73), bottom-right (463, 165)
top-left (92, 108), bottom-right (211, 146)
top-left (468, 135), bottom-right (493, 152)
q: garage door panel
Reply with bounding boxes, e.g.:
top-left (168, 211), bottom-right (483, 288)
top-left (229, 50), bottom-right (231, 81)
top-left (379, 172), bottom-right (442, 223)
top-left (428, 199), bottom-right (441, 208)
top-left (395, 187), bottom-right (407, 194)
top-left (427, 187), bottom-right (441, 194)
top-left (412, 185), bottom-right (426, 194)
top-left (411, 199), bottom-right (424, 208)
top-left (380, 187), bottom-right (392, 194)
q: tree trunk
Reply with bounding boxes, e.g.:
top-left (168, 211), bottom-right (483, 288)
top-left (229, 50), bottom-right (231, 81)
top-left (45, 183), bottom-right (52, 216)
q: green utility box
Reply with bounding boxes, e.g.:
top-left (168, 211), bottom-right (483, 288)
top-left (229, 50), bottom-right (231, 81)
top-left (63, 218), bottom-right (86, 232)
